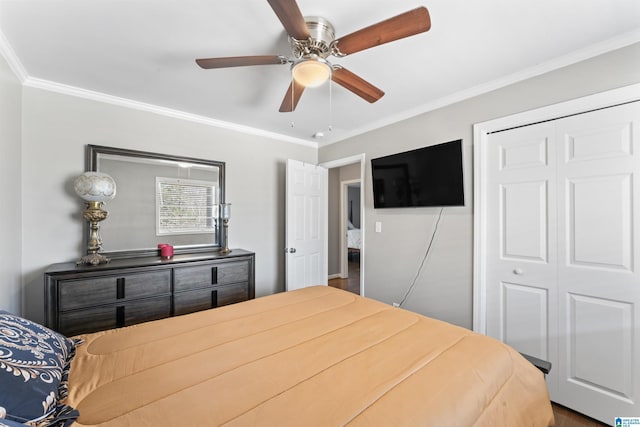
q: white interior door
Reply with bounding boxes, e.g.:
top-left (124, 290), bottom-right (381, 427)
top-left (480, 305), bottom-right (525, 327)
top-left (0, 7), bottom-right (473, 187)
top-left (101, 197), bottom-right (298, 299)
top-left (285, 159), bottom-right (328, 291)
top-left (483, 101), bottom-right (640, 423)
top-left (554, 103), bottom-right (640, 422)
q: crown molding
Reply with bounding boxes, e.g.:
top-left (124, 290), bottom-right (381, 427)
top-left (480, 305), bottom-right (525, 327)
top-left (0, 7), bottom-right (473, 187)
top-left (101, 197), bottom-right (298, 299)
top-left (321, 28), bottom-right (640, 147)
top-left (22, 77), bottom-right (318, 148)
top-left (0, 28), bottom-right (27, 83)
top-left (1, 21), bottom-right (315, 147)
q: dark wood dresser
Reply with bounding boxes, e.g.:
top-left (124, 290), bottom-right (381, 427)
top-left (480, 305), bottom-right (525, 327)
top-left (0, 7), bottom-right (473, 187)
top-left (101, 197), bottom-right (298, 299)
top-left (44, 249), bottom-right (255, 336)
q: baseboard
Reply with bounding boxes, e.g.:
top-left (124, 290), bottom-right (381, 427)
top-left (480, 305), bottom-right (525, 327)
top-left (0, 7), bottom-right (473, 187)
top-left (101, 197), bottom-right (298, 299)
top-left (328, 274), bottom-right (342, 280)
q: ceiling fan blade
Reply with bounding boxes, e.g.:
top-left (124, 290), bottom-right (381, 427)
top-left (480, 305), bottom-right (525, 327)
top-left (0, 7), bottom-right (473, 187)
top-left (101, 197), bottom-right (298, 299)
top-left (279, 80), bottom-right (306, 112)
top-left (266, 0), bottom-right (310, 40)
top-left (196, 55), bottom-right (287, 69)
top-left (333, 7), bottom-right (431, 56)
top-left (331, 67), bottom-right (384, 104)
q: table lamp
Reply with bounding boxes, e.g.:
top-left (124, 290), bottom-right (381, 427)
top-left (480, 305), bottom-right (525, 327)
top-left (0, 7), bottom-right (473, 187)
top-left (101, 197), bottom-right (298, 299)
top-left (73, 172), bottom-right (116, 265)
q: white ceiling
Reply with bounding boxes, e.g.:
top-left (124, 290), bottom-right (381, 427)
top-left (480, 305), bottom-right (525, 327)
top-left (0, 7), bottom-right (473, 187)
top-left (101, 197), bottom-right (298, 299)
top-left (1, 0), bottom-right (639, 146)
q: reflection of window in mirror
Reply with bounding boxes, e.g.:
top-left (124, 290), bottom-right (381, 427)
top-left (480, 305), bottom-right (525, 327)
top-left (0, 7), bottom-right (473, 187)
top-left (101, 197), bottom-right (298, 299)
top-left (156, 177), bottom-right (218, 236)
top-left (87, 145), bottom-right (225, 256)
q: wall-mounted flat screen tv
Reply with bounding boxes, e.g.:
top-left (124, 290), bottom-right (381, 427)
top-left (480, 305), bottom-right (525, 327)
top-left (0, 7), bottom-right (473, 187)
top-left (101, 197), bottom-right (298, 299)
top-left (371, 139), bottom-right (464, 208)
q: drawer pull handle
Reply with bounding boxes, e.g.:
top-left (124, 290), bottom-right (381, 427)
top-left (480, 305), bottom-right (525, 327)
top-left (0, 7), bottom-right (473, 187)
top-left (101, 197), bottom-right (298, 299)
top-left (116, 278), bottom-right (125, 299)
top-left (211, 290), bottom-right (218, 308)
top-left (211, 267), bottom-right (218, 285)
top-left (116, 306), bottom-right (125, 328)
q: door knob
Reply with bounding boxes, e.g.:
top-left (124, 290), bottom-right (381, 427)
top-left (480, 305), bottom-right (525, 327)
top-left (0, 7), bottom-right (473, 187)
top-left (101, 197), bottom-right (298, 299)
top-left (285, 248), bottom-right (297, 254)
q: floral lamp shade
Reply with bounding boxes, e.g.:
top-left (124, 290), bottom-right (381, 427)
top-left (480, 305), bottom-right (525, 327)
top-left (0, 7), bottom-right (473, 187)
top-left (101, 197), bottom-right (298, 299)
top-left (73, 172), bottom-right (116, 203)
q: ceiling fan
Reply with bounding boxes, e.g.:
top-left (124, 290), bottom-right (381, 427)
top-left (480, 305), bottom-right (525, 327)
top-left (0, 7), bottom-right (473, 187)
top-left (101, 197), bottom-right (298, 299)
top-left (196, 0), bottom-right (431, 112)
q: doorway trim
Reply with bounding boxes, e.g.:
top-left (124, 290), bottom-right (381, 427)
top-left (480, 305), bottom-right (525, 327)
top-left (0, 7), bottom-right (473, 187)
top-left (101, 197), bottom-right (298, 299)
top-left (473, 82), bottom-right (640, 334)
top-left (320, 153), bottom-right (366, 296)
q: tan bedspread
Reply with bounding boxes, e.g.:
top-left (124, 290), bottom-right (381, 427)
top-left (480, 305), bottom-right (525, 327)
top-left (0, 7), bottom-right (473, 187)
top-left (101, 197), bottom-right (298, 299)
top-left (65, 286), bottom-right (554, 426)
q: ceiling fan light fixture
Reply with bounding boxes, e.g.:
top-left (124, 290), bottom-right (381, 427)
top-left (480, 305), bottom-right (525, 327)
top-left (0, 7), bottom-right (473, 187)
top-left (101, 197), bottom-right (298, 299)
top-left (292, 56), bottom-right (331, 88)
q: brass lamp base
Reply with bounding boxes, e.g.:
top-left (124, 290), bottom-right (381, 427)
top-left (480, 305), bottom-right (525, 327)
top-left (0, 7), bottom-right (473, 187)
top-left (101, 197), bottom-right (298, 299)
top-left (78, 201), bottom-right (110, 266)
top-left (78, 252), bottom-right (111, 266)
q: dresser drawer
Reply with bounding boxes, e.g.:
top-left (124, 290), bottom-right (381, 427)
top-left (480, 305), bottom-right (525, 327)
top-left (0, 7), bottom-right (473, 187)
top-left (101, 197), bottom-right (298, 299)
top-left (58, 295), bottom-right (171, 336)
top-left (45, 251), bottom-right (255, 334)
top-left (174, 288), bottom-right (215, 316)
top-left (59, 270), bottom-right (171, 311)
top-left (174, 282), bottom-right (250, 316)
top-left (174, 261), bottom-right (249, 291)
top-left (217, 282), bottom-right (250, 306)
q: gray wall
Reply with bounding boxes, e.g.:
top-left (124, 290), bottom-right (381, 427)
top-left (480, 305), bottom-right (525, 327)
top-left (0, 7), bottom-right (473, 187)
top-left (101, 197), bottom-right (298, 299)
top-left (319, 43), bottom-right (640, 329)
top-left (0, 53), bottom-right (22, 314)
top-left (348, 185), bottom-right (360, 228)
top-left (20, 87), bottom-right (316, 323)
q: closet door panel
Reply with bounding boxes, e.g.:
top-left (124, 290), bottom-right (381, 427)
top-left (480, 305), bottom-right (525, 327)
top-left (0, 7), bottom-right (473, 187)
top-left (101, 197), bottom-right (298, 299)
top-left (500, 181), bottom-right (548, 262)
top-left (568, 174), bottom-right (632, 269)
top-left (556, 102), bottom-right (640, 422)
top-left (568, 294), bottom-right (633, 397)
top-left (500, 282), bottom-right (549, 359)
top-left (484, 123), bottom-right (558, 370)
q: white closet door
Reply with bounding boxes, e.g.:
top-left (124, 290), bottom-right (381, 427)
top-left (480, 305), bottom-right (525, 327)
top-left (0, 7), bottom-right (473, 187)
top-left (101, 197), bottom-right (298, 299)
top-left (484, 122), bottom-right (559, 394)
top-left (484, 101), bottom-right (640, 424)
top-left (555, 103), bottom-right (640, 422)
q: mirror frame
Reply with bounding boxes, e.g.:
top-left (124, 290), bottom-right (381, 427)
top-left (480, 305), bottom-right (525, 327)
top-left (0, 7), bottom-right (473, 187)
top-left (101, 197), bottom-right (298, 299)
top-left (86, 144), bottom-right (226, 259)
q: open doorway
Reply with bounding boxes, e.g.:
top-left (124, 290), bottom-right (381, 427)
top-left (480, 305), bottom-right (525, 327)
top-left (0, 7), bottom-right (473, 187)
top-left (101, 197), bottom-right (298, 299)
top-left (342, 180), bottom-right (361, 293)
top-left (321, 155), bottom-right (364, 296)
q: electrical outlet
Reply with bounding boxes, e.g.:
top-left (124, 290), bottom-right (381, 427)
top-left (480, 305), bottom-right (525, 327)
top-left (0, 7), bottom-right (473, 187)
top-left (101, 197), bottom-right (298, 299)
top-left (392, 302), bottom-right (400, 308)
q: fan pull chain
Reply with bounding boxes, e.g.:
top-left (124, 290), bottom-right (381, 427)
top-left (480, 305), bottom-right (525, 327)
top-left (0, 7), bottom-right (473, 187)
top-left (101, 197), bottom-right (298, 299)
top-left (328, 76), bottom-right (333, 133)
top-left (290, 76), bottom-right (295, 128)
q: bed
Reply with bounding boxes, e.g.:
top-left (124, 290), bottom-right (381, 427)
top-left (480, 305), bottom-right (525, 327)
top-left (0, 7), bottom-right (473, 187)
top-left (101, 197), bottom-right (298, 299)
top-left (1, 286), bottom-right (554, 426)
top-left (347, 221), bottom-right (361, 261)
top-left (347, 227), bottom-right (361, 251)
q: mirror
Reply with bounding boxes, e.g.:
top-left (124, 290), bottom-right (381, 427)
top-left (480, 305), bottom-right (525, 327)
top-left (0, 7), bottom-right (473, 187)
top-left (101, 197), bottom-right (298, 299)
top-left (86, 145), bottom-right (225, 258)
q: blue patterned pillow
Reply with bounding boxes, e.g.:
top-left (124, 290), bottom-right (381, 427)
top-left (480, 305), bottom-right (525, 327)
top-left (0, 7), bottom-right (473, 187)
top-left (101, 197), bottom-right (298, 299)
top-left (0, 311), bottom-right (80, 426)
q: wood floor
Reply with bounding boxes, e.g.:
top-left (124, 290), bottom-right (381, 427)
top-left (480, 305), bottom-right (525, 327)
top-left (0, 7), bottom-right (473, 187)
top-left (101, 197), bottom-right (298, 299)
top-left (327, 256), bottom-right (360, 295)
top-left (552, 403), bottom-right (609, 427)
top-left (330, 258), bottom-right (609, 426)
